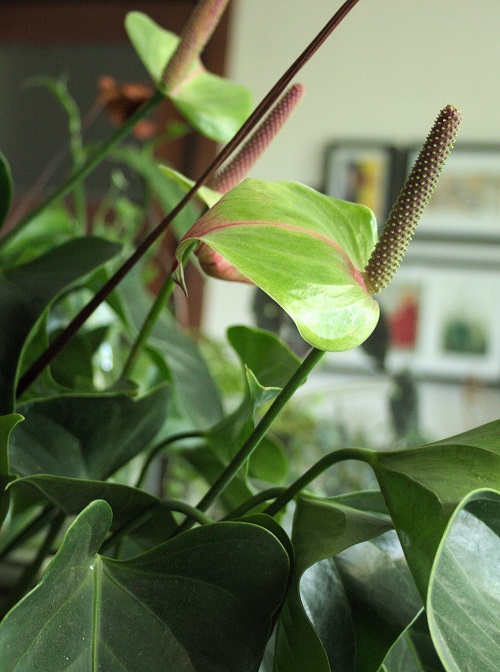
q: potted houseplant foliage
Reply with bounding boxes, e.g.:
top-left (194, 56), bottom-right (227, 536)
top-left (0, 1), bottom-right (498, 670)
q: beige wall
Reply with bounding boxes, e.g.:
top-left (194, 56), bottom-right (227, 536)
top-left (225, 0), bottom-right (499, 187)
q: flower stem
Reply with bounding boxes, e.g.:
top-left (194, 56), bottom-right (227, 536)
top-left (134, 431), bottom-right (205, 489)
top-left (174, 347), bottom-right (325, 535)
top-left (264, 446), bottom-right (374, 516)
top-left (222, 487), bottom-right (287, 521)
top-left (99, 500), bottom-right (213, 554)
top-left (120, 275), bottom-right (175, 381)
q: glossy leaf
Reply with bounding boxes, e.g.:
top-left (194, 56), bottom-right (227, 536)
top-left (0, 149), bottom-right (13, 232)
top-left (125, 12), bottom-right (252, 142)
top-left (0, 500), bottom-right (290, 671)
top-left (378, 610), bottom-right (444, 672)
top-left (10, 385), bottom-right (169, 481)
top-left (0, 236), bottom-right (121, 414)
top-left (227, 325), bottom-right (300, 388)
top-left (370, 419), bottom-right (500, 599)
top-left (174, 179), bottom-right (380, 351)
top-left (119, 273), bottom-right (223, 430)
top-left (427, 489), bottom-right (500, 672)
top-left (9, 474), bottom-right (176, 547)
top-left (335, 532), bottom-right (423, 672)
top-left (49, 325), bottom-right (109, 389)
top-left (0, 414), bottom-right (23, 526)
top-left (273, 492), bottom-right (394, 672)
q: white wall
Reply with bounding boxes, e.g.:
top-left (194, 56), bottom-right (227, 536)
top-left (201, 0), bottom-right (500, 440)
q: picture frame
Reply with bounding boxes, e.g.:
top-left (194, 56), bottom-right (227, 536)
top-left (332, 248), bottom-right (500, 384)
top-left (405, 143), bottom-right (500, 242)
top-left (324, 141), bottom-right (400, 226)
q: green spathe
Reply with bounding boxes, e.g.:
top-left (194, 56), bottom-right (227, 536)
top-left (174, 179), bottom-right (380, 352)
top-left (125, 12), bottom-right (252, 143)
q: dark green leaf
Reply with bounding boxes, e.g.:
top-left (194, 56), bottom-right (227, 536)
top-left (180, 443), bottom-right (255, 512)
top-left (273, 493), bottom-right (394, 672)
top-left (9, 474), bottom-right (177, 547)
top-left (227, 325), bottom-right (300, 388)
top-left (370, 419), bottom-right (500, 599)
top-left (0, 205), bottom-right (77, 269)
top-left (0, 236), bottom-right (121, 413)
top-left (174, 179), bottom-right (379, 351)
top-left (335, 532), bottom-right (423, 672)
top-left (119, 272), bottom-right (223, 430)
top-left (49, 325), bottom-right (109, 389)
top-left (378, 610), bottom-right (444, 672)
top-left (0, 500), bottom-right (290, 671)
top-left (427, 489), bottom-right (500, 672)
top-left (0, 150), bottom-right (13, 232)
top-left (0, 414), bottom-right (23, 526)
top-left (10, 385), bottom-right (169, 481)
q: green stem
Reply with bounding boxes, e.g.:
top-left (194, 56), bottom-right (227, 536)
top-left (99, 500), bottom-right (213, 554)
top-left (121, 275), bottom-right (175, 381)
top-left (2, 511), bottom-right (65, 616)
top-left (264, 446), bottom-right (374, 517)
top-left (223, 487), bottom-right (287, 521)
top-left (1, 89), bottom-right (165, 248)
top-left (65, 81), bottom-right (87, 230)
top-left (175, 347), bottom-right (325, 536)
top-left (134, 431), bottom-right (205, 489)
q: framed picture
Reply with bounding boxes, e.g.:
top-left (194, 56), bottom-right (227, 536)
top-left (378, 257), bottom-right (500, 382)
top-left (330, 248), bottom-right (500, 383)
top-left (324, 142), bottom-right (399, 226)
top-left (405, 143), bottom-right (500, 242)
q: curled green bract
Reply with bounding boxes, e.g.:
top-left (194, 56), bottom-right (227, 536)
top-left (173, 178), bottom-right (380, 352)
top-left (125, 12), bottom-right (252, 143)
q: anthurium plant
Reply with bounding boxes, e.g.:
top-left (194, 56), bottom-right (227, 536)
top-left (0, 1), bottom-right (498, 670)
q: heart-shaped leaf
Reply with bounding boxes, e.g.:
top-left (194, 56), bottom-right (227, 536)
top-left (125, 12), bottom-right (252, 142)
top-left (10, 385), bottom-right (169, 481)
top-left (0, 237), bottom-right (121, 414)
top-left (0, 499), bottom-right (290, 671)
top-left (377, 610), bottom-right (444, 672)
top-left (427, 489), bottom-right (500, 672)
top-left (0, 414), bottom-right (24, 527)
top-left (173, 179), bottom-right (380, 351)
top-left (334, 532), bottom-right (423, 672)
top-left (370, 419), bottom-right (500, 600)
top-left (9, 474), bottom-right (177, 549)
top-left (0, 150), bottom-right (13, 232)
top-left (273, 492), bottom-right (394, 672)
